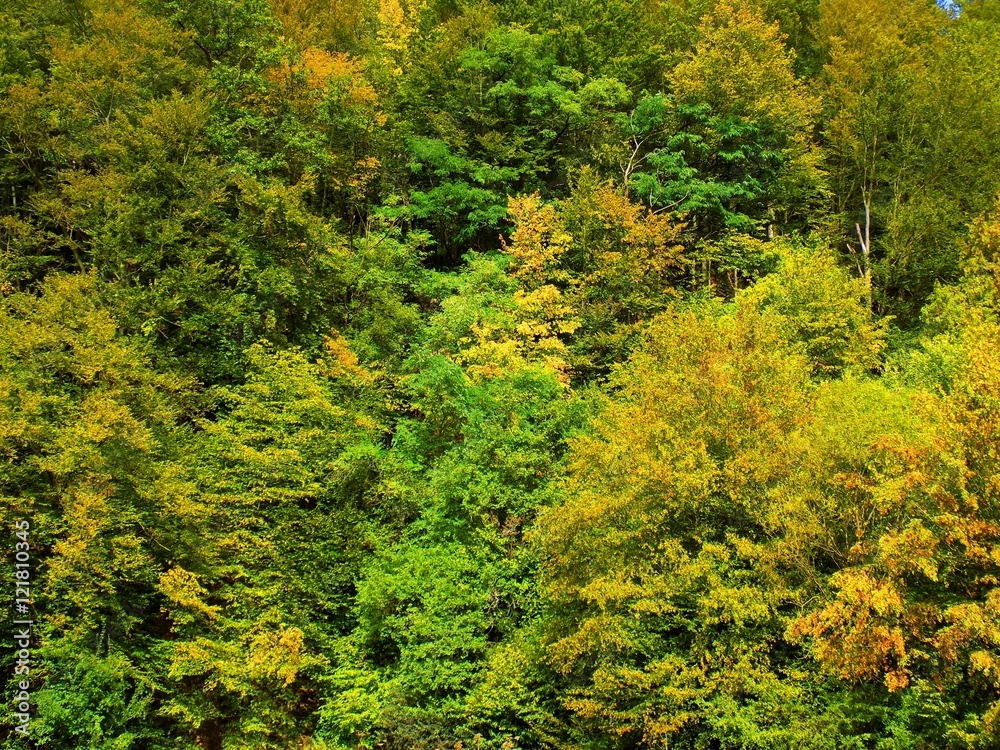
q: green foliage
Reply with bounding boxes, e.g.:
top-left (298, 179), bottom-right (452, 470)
top-left (532, 300), bottom-right (823, 748)
top-left (317, 258), bottom-right (588, 747)
top-left (738, 239), bottom-right (886, 376)
top-left (3, 1), bottom-right (1000, 748)
top-left (623, 1), bottom-right (822, 240)
top-left (157, 343), bottom-right (387, 748)
top-left (397, 16), bottom-right (630, 258)
top-left (0, 273), bottom-right (193, 748)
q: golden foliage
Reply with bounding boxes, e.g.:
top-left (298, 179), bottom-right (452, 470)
top-left (673, 0), bottom-right (818, 132)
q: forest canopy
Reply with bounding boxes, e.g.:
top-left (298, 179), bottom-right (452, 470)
top-left (3, 0), bottom-right (1000, 748)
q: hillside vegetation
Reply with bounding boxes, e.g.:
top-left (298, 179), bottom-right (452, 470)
top-left (3, 0), bottom-right (1000, 748)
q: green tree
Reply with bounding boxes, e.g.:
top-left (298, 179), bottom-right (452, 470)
top-left (0, 273), bottom-right (195, 749)
top-left (395, 11), bottom-right (629, 260)
top-left (622, 1), bottom-right (822, 249)
top-left (158, 343), bottom-right (389, 748)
